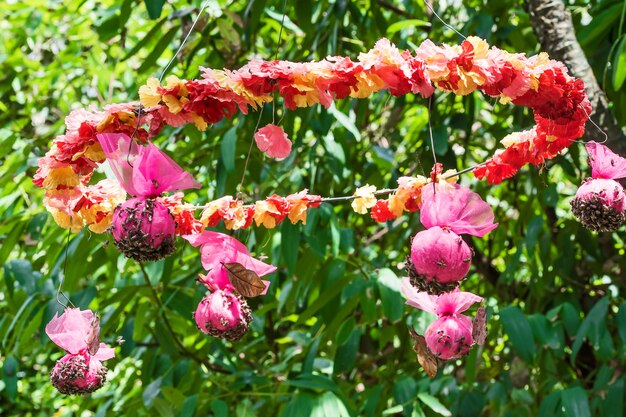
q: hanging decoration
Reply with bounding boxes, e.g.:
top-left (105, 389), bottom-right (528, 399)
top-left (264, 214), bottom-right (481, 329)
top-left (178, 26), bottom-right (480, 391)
top-left (33, 31), bottom-right (623, 389)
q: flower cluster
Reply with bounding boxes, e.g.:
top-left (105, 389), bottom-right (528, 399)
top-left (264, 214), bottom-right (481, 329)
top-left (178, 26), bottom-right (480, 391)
top-left (571, 141), bottom-right (626, 232)
top-left (46, 308), bottom-right (115, 395)
top-left (201, 190), bottom-right (322, 230)
top-left (185, 231), bottom-right (276, 342)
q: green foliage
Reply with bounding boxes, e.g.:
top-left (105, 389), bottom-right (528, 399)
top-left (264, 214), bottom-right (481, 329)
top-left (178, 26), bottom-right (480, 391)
top-left (1, 0), bottom-right (626, 416)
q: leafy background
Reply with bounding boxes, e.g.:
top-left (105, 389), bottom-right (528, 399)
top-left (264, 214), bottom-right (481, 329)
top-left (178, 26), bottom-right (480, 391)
top-left (1, 0), bottom-right (626, 416)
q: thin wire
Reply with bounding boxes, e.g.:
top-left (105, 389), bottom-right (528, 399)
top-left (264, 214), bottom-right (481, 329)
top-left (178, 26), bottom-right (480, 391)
top-left (427, 95), bottom-right (437, 167)
top-left (128, 2), bottom-right (209, 160)
top-left (423, 0), bottom-right (466, 40)
top-left (272, 0), bottom-right (289, 124)
top-left (159, 1), bottom-right (210, 82)
top-left (571, 103), bottom-right (609, 144)
top-left (240, 0), bottom-right (288, 197)
top-left (238, 106), bottom-right (265, 198)
top-left (56, 229), bottom-right (75, 309)
top-left (440, 161), bottom-right (487, 180)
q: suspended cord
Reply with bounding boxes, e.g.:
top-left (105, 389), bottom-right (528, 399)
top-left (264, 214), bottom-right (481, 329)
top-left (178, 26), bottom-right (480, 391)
top-left (573, 103), bottom-right (609, 144)
top-left (55, 229), bottom-right (75, 309)
top-left (423, 0), bottom-right (466, 40)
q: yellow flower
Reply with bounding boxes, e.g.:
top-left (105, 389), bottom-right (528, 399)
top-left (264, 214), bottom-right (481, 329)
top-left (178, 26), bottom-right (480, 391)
top-left (253, 200), bottom-right (281, 228)
top-left (42, 166), bottom-right (80, 190)
top-left (139, 77), bottom-right (162, 107)
top-left (350, 72), bottom-right (385, 98)
top-left (288, 199), bottom-right (309, 224)
top-left (351, 185), bottom-right (377, 214)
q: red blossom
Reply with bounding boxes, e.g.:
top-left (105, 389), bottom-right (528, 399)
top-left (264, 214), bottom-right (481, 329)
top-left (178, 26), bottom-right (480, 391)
top-left (371, 200), bottom-right (396, 222)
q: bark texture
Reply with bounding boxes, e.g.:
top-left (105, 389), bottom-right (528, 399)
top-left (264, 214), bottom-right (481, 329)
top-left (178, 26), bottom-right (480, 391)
top-left (525, 0), bottom-right (626, 154)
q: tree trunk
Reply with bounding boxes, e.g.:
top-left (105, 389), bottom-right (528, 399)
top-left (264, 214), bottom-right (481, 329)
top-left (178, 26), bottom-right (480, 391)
top-left (525, 0), bottom-right (626, 154)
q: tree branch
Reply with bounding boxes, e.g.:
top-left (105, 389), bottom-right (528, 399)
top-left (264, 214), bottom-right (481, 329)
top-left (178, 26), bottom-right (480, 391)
top-left (525, 0), bottom-right (626, 153)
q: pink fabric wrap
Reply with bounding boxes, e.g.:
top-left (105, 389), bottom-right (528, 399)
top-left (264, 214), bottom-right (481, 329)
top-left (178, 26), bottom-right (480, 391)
top-left (586, 141), bottom-right (626, 180)
top-left (401, 278), bottom-right (482, 316)
top-left (420, 183), bottom-right (498, 237)
top-left (184, 231), bottom-right (276, 293)
top-left (45, 308), bottom-right (115, 360)
top-left (97, 133), bottom-right (201, 198)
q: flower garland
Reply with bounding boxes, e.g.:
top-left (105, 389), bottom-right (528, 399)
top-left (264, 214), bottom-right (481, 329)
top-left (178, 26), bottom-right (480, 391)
top-left (33, 36), bottom-right (590, 234)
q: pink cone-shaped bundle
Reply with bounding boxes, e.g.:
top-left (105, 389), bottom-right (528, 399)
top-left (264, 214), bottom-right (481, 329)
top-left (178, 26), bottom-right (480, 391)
top-left (409, 226), bottom-right (472, 294)
top-left (50, 352), bottom-right (109, 395)
top-left (408, 183), bottom-right (497, 294)
top-left (45, 308), bottom-right (115, 395)
top-left (401, 278), bottom-right (482, 360)
top-left (184, 231), bottom-right (275, 293)
top-left (571, 142), bottom-right (626, 232)
top-left (111, 197), bottom-right (176, 261)
top-left (424, 315), bottom-right (474, 360)
top-left (98, 133), bottom-right (201, 261)
top-left (194, 289), bottom-right (253, 342)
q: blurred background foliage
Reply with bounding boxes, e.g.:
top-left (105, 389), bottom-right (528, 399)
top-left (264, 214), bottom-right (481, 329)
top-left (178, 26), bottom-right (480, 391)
top-left (1, 0), bottom-right (626, 416)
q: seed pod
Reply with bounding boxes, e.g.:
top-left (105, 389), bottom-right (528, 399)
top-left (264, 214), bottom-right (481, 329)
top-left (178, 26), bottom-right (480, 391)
top-left (571, 178), bottom-right (626, 232)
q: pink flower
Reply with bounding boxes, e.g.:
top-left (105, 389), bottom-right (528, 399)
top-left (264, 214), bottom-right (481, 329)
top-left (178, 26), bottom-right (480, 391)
top-left (401, 279), bottom-right (482, 359)
top-left (571, 142), bottom-right (626, 232)
top-left (45, 308), bottom-right (114, 394)
top-left (194, 289), bottom-right (252, 342)
top-left (401, 278), bottom-right (482, 315)
top-left (586, 141), bottom-right (626, 180)
top-left (425, 315), bottom-right (474, 360)
top-left (420, 183), bottom-right (498, 237)
top-left (409, 226), bottom-right (473, 294)
top-left (111, 197), bottom-right (176, 261)
top-left (97, 133), bottom-right (200, 198)
top-left (184, 231), bottom-right (276, 293)
top-left (254, 124), bottom-right (292, 159)
top-left (50, 352), bottom-right (109, 395)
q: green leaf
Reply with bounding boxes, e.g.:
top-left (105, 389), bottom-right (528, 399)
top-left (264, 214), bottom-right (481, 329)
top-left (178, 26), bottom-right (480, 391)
top-left (432, 125), bottom-right (449, 156)
top-left (328, 103), bottom-right (361, 141)
top-left (3, 355), bottom-right (18, 402)
top-left (417, 393), bottom-right (451, 417)
top-left (122, 18), bottom-right (167, 61)
top-left (377, 268), bottom-right (403, 322)
top-left (311, 392), bottom-right (351, 417)
top-left (142, 377), bottom-right (162, 407)
top-left (386, 19), bottom-right (431, 35)
top-left (144, 0), bottom-right (166, 19)
top-left (617, 302), bottom-right (626, 345)
top-left (237, 399), bottom-right (257, 417)
top-left (561, 387), bottom-right (591, 417)
top-left (211, 399), bottom-right (229, 417)
top-left (287, 374), bottom-right (339, 392)
top-left (221, 126), bottom-right (238, 172)
top-left (604, 378), bottom-right (624, 417)
top-left (578, 3), bottom-right (623, 46)
top-left (537, 390), bottom-right (561, 417)
top-left (282, 393), bottom-right (316, 417)
top-left (138, 26), bottom-right (179, 74)
top-left (571, 297), bottom-right (609, 365)
top-left (281, 221), bottom-right (300, 273)
top-left (500, 305), bottom-right (536, 362)
top-left (613, 36), bottom-right (626, 90)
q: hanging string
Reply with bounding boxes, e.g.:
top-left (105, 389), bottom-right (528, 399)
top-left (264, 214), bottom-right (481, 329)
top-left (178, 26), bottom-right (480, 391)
top-left (239, 0), bottom-right (289, 199)
top-left (128, 0), bottom-right (210, 148)
top-left (572, 103), bottom-right (609, 144)
top-left (423, 0), bottom-right (466, 40)
top-left (55, 229), bottom-right (75, 309)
